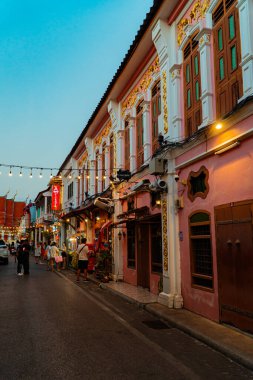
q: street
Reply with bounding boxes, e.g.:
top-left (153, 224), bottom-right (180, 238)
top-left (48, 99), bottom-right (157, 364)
top-left (0, 257), bottom-right (252, 380)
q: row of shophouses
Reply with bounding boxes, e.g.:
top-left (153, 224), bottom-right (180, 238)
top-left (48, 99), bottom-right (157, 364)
top-left (32, 0), bottom-right (253, 334)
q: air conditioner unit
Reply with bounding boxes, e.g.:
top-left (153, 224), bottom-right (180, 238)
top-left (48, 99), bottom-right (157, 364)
top-left (149, 158), bottom-right (167, 175)
top-left (130, 179), bottom-right (151, 192)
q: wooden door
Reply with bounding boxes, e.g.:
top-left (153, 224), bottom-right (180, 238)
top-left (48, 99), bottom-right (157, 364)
top-left (215, 201), bottom-right (253, 333)
top-left (137, 224), bottom-right (150, 289)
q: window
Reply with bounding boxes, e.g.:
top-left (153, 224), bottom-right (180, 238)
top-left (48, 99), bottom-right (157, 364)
top-left (125, 119), bottom-right (130, 171)
top-left (109, 134), bottom-right (114, 176)
top-left (183, 34), bottom-right (202, 137)
top-left (151, 81), bottom-right (161, 152)
top-left (95, 150), bottom-right (99, 194)
top-left (188, 166), bottom-right (209, 202)
top-left (102, 143), bottom-right (106, 191)
top-left (67, 182), bottom-right (73, 200)
top-left (189, 212), bottom-right (213, 290)
top-left (213, 0), bottom-right (242, 118)
top-left (136, 101), bottom-right (144, 167)
top-left (127, 223), bottom-right (135, 268)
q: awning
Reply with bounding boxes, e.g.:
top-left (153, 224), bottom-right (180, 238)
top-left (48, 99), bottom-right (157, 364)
top-left (100, 220), bottom-right (112, 233)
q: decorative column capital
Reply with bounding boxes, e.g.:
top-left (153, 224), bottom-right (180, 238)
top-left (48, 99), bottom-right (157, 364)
top-left (128, 117), bottom-right (136, 129)
top-left (196, 28), bottom-right (212, 50)
top-left (170, 64), bottom-right (182, 81)
top-left (117, 129), bottom-right (125, 139)
top-left (142, 100), bottom-right (151, 113)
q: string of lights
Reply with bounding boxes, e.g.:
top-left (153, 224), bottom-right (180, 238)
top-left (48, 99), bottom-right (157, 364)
top-left (0, 163), bottom-right (121, 180)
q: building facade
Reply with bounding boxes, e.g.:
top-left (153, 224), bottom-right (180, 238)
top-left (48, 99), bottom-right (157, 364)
top-left (35, 0), bottom-right (253, 334)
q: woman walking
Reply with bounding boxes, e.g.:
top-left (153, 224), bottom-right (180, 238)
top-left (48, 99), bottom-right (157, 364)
top-left (49, 242), bottom-right (59, 272)
top-left (76, 237), bottom-right (89, 282)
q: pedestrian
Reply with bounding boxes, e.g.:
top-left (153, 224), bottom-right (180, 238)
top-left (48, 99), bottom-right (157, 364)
top-left (49, 242), bottom-right (60, 272)
top-left (45, 241), bottom-right (51, 270)
top-left (34, 242), bottom-right (41, 264)
top-left (76, 237), bottom-right (89, 282)
top-left (40, 242), bottom-right (46, 260)
top-left (18, 239), bottom-right (31, 275)
top-left (16, 242), bottom-right (23, 276)
top-left (61, 242), bottom-right (67, 270)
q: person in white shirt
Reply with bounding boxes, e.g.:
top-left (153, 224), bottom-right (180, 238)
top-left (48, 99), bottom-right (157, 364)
top-left (49, 242), bottom-right (60, 272)
top-left (76, 237), bottom-right (89, 282)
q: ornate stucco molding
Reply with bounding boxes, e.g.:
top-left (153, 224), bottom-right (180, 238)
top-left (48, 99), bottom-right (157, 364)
top-left (162, 71), bottom-right (169, 134)
top-left (94, 120), bottom-right (112, 147)
top-left (177, 0), bottom-right (210, 46)
top-left (162, 198), bottom-right (168, 272)
top-left (121, 57), bottom-right (160, 116)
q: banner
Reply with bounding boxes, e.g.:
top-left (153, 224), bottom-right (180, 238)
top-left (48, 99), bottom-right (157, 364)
top-left (52, 185), bottom-right (61, 210)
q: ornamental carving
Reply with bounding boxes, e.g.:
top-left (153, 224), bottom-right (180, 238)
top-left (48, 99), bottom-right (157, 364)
top-left (121, 57), bottom-right (160, 116)
top-left (94, 120), bottom-right (112, 147)
top-left (78, 151), bottom-right (88, 168)
top-left (177, 0), bottom-right (210, 45)
top-left (162, 71), bottom-right (169, 134)
top-left (162, 198), bottom-right (168, 272)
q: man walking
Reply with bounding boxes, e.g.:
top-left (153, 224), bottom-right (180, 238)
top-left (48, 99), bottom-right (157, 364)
top-left (76, 237), bottom-right (89, 282)
top-left (19, 239), bottom-right (31, 275)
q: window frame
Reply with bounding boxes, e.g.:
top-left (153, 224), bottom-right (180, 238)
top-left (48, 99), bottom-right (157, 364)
top-left (189, 210), bottom-right (214, 291)
top-left (151, 80), bottom-right (161, 153)
top-left (124, 119), bottom-right (130, 171)
top-left (213, 0), bottom-right (242, 118)
top-left (183, 33), bottom-right (202, 138)
top-left (136, 101), bottom-right (144, 168)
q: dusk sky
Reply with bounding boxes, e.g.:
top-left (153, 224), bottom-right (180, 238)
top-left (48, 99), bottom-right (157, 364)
top-left (0, 0), bottom-right (153, 202)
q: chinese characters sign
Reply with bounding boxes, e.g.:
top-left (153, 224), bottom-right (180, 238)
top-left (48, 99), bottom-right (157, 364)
top-left (52, 185), bottom-right (61, 210)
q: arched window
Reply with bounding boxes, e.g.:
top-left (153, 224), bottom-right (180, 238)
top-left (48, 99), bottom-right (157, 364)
top-left (124, 119), bottom-right (130, 171)
top-left (151, 80), bottom-right (161, 152)
top-left (183, 33), bottom-right (202, 137)
top-left (102, 142), bottom-right (106, 191)
top-left (189, 212), bottom-right (213, 290)
top-left (136, 101), bottom-right (144, 167)
top-left (109, 133), bottom-right (114, 176)
top-left (95, 150), bottom-right (99, 194)
top-left (213, 0), bottom-right (242, 118)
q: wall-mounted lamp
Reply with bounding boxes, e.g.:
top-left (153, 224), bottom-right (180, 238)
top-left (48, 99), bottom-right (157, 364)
top-left (215, 123), bottom-right (222, 130)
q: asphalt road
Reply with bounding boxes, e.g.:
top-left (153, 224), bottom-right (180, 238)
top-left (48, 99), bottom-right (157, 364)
top-left (0, 256), bottom-right (252, 380)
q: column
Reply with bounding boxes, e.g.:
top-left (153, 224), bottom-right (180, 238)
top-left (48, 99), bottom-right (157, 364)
top-left (83, 170), bottom-right (88, 197)
top-left (197, 28), bottom-right (215, 125)
top-left (116, 130), bottom-right (125, 170)
top-left (142, 101), bottom-right (151, 162)
top-left (152, 19), bottom-right (170, 139)
top-left (238, 0), bottom-right (253, 97)
top-left (104, 146), bottom-right (110, 188)
top-left (129, 117), bottom-right (136, 172)
top-left (97, 154), bottom-right (102, 193)
top-left (90, 160), bottom-right (96, 195)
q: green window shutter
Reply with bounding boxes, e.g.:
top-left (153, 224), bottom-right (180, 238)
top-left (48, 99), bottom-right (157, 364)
top-left (231, 45), bottom-right (237, 70)
top-left (219, 57), bottom-right (225, 80)
top-left (195, 81), bottom-right (200, 101)
top-left (229, 15), bottom-right (235, 40)
top-left (194, 56), bottom-right (199, 76)
top-left (186, 64), bottom-right (190, 83)
top-left (158, 96), bottom-right (161, 114)
top-left (218, 28), bottom-right (223, 51)
top-left (153, 102), bottom-right (156, 117)
top-left (187, 89), bottom-right (191, 108)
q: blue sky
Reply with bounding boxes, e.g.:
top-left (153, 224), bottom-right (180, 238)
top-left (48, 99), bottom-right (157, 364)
top-left (0, 0), bottom-right (153, 201)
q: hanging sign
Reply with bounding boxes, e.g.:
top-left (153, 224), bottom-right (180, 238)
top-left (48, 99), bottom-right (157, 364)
top-left (52, 185), bottom-right (61, 210)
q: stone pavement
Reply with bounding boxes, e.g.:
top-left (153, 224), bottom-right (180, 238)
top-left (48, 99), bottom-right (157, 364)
top-left (59, 269), bottom-right (253, 372)
top-left (98, 280), bottom-right (253, 372)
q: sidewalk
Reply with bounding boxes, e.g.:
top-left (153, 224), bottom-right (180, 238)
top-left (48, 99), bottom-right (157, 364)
top-left (98, 280), bottom-right (253, 371)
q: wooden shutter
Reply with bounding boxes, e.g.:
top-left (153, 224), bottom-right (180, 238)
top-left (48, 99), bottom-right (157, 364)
top-left (136, 102), bottom-right (144, 167)
top-left (151, 81), bottom-right (161, 153)
top-left (213, 0), bottom-right (242, 118)
top-left (125, 120), bottom-right (130, 171)
top-left (183, 35), bottom-right (202, 138)
top-left (109, 134), bottom-right (114, 176)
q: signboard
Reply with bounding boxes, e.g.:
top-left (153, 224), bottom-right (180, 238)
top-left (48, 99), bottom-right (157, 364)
top-left (117, 169), bottom-right (132, 180)
top-left (51, 185), bottom-right (61, 211)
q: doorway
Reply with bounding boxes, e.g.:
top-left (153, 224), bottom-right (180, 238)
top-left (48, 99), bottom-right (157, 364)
top-left (215, 200), bottom-right (253, 333)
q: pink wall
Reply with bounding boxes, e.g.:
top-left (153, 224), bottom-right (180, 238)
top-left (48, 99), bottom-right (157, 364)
top-left (176, 135), bottom-right (253, 321)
